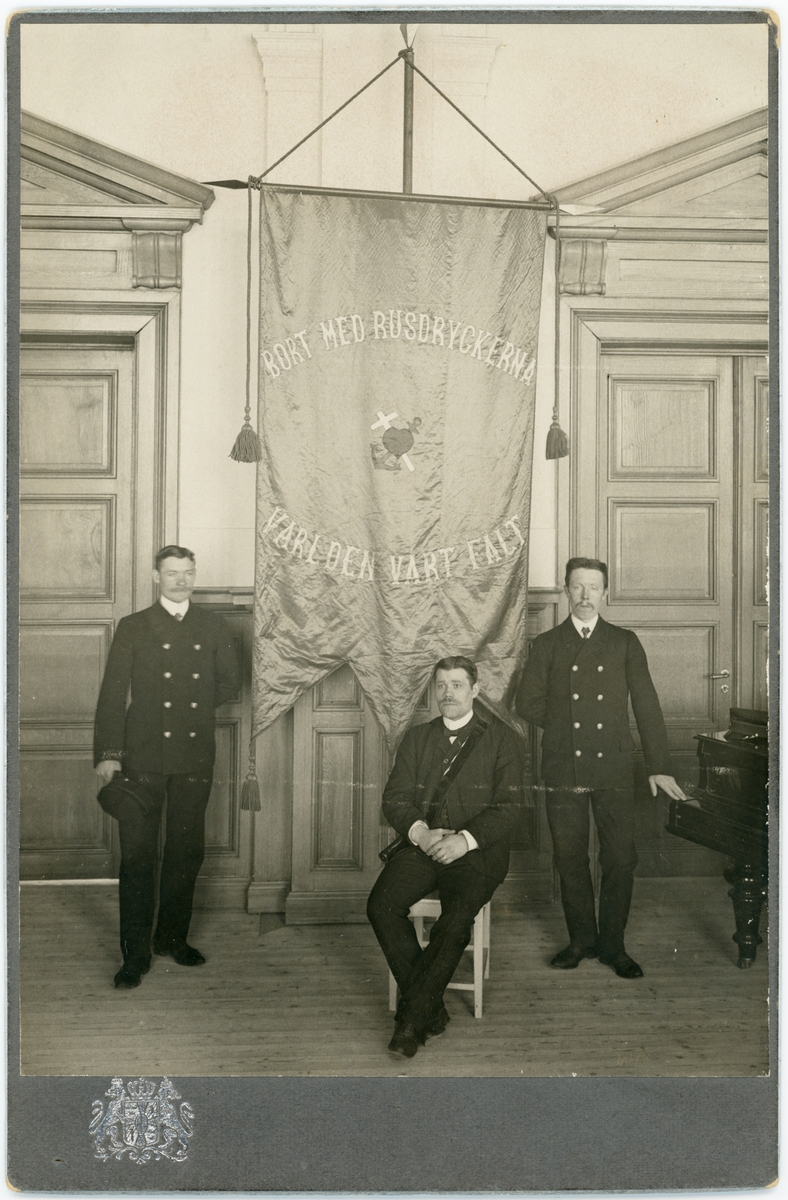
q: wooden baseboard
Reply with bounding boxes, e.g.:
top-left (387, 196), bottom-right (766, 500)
top-left (192, 877), bottom-right (251, 910)
top-left (246, 880), bottom-right (290, 913)
top-left (19, 852), bottom-right (117, 880)
top-left (285, 890), bottom-right (369, 925)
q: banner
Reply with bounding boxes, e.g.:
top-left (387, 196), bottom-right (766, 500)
top-left (253, 188), bottom-right (547, 750)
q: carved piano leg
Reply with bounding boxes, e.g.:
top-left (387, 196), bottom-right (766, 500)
top-left (724, 862), bottom-right (766, 968)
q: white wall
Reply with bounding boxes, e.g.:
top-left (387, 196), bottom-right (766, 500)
top-left (21, 20), bottom-right (769, 587)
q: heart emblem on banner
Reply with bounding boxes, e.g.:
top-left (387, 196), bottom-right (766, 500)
top-left (383, 427), bottom-right (414, 457)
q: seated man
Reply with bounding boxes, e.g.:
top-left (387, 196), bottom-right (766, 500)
top-left (367, 656), bottom-right (525, 1059)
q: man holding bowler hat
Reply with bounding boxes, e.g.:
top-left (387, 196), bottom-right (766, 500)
top-left (94, 546), bottom-right (239, 989)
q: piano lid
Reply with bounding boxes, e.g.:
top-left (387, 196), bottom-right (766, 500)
top-left (725, 707), bottom-right (767, 746)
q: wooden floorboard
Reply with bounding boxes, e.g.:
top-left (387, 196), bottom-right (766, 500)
top-left (18, 877), bottom-right (769, 1077)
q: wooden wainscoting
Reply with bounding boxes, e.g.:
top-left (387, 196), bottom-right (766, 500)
top-left (190, 590), bottom-right (255, 909)
top-left (270, 590), bottom-right (563, 922)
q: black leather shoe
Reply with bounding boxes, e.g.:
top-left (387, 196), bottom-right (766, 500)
top-left (599, 952), bottom-right (643, 979)
top-left (550, 944), bottom-right (597, 969)
top-left (153, 939), bottom-right (206, 966)
top-left (114, 958), bottom-right (151, 989)
top-left (419, 1005), bottom-right (450, 1044)
top-left (388, 1023), bottom-right (421, 1059)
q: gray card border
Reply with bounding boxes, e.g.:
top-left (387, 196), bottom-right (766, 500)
top-left (5, 7), bottom-right (780, 1193)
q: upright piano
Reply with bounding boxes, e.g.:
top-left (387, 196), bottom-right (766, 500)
top-left (665, 708), bottom-right (768, 968)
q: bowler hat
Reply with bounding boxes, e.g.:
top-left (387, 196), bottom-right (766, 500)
top-left (97, 775), bottom-right (158, 821)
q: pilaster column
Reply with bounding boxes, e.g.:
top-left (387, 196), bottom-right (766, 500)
top-left (252, 32), bottom-right (324, 185)
top-left (430, 33), bottom-right (500, 197)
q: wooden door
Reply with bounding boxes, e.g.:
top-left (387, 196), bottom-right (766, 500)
top-left (594, 351), bottom-right (737, 873)
top-left (19, 340), bottom-right (135, 878)
top-left (736, 356), bottom-right (769, 711)
top-left (288, 664), bottom-right (401, 923)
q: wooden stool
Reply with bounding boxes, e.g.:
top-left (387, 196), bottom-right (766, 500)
top-left (388, 896), bottom-right (492, 1019)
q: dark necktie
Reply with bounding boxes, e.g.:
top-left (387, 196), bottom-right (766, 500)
top-left (581, 626), bottom-right (590, 638)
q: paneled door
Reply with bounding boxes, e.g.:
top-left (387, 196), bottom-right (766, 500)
top-left (19, 340), bottom-right (135, 878)
top-left (288, 665), bottom-right (400, 923)
top-left (589, 351), bottom-right (766, 873)
top-left (736, 356), bottom-right (769, 711)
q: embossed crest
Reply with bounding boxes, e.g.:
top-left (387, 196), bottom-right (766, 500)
top-left (90, 1076), bottom-right (194, 1164)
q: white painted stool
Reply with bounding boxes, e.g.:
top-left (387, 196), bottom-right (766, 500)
top-left (388, 895), bottom-right (492, 1019)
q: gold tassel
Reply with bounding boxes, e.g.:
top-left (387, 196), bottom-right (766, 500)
top-left (230, 421), bottom-right (262, 463)
top-left (546, 197), bottom-right (568, 460)
top-left (231, 180), bottom-right (261, 465)
top-left (546, 419), bottom-right (569, 459)
top-left (239, 739), bottom-right (261, 811)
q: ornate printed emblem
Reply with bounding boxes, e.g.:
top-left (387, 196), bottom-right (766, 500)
top-left (90, 1076), bottom-right (194, 1164)
top-left (370, 409), bottom-right (422, 472)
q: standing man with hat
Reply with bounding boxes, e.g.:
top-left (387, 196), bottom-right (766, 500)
top-left (94, 546), bottom-right (240, 989)
top-left (516, 557), bottom-right (686, 979)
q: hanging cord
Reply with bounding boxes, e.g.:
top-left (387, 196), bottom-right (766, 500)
top-left (230, 54), bottom-right (402, 461)
top-left (230, 181), bottom-right (263, 462)
top-left (237, 183), bottom-right (263, 807)
top-left (232, 50), bottom-right (568, 460)
top-left (251, 54), bottom-right (402, 187)
top-left (546, 199), bottom-right (569, 458)
top-left (406, 58), bottom-right (568, 458)
top-left (405, 57), bottom-right (551, 202)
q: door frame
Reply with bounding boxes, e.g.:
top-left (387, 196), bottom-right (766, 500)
top-left (557, 296), bottom-right (768, 570)
top-left (20, 290), bottom-right (181, 610)
top-left (556, 296), bottom-right (768, 711)
top-left (17, 291), bottom-right (180, 879)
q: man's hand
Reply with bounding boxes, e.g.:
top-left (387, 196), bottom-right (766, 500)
top-left (415, 827), bottom-right (455, 853)
top-left (426, 833), bottom-right (469, 865)
top-left (95, 760), bottom-right (121, 786)
top-left (649, 774), bottom-right (687, 801)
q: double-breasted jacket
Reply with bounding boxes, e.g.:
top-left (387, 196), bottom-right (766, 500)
top-left (515, 616), bottom-right (672, 791)
top-left (94, 602), bottom-right (240, 775)
top-left (382, 706), bottom-right (525, 884)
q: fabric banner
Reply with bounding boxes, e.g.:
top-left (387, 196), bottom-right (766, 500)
top-left (253, 188), bottom-right (547, 750)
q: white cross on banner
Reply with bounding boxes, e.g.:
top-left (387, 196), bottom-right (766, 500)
top-left (253, 188), bottom-right (547, 750)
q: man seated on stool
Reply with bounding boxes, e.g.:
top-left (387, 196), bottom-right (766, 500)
top-left (516, 556), bottom-right (686, 980)
top-left (367, 656), bottom-right (524, 1059)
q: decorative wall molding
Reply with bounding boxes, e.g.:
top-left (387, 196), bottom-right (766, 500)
top-left (131, 231), bottom-right (182, 289)
top-left (559, 239), bottom-right (607, 296)
top-left (21, 112), bottom-right (214, 237)
top-left (431, 34), bottom-right (500, 100)
top-left (556, 108), bottom-right (767, 212)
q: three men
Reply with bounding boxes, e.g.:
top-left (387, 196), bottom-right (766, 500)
top-left (367, 657), bottom-right (524, 1058)
top-left (94, 546), bottom-right (240, 989)
top-left (516, 557), bottom-right (686, 979)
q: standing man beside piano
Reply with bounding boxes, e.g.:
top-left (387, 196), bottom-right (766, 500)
top-left (94, 545), bottom-right (240, 989)
top-left (516, 557), bottom-right (686, 980)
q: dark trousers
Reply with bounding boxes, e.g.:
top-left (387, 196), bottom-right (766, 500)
top-left (366, 846), bottom-right (497, 1032)
top-left (117, 771), bottom-right (213, 962)
top-left (545, 787), bottom-right (638, 959)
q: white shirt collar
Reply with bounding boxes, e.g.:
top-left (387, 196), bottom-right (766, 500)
top-left (160, 596), bottom-right (190, 618)
top-left (443, 709), bottom-right (474, 732)
top-left (571, 613), bottom-right (599, 637)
